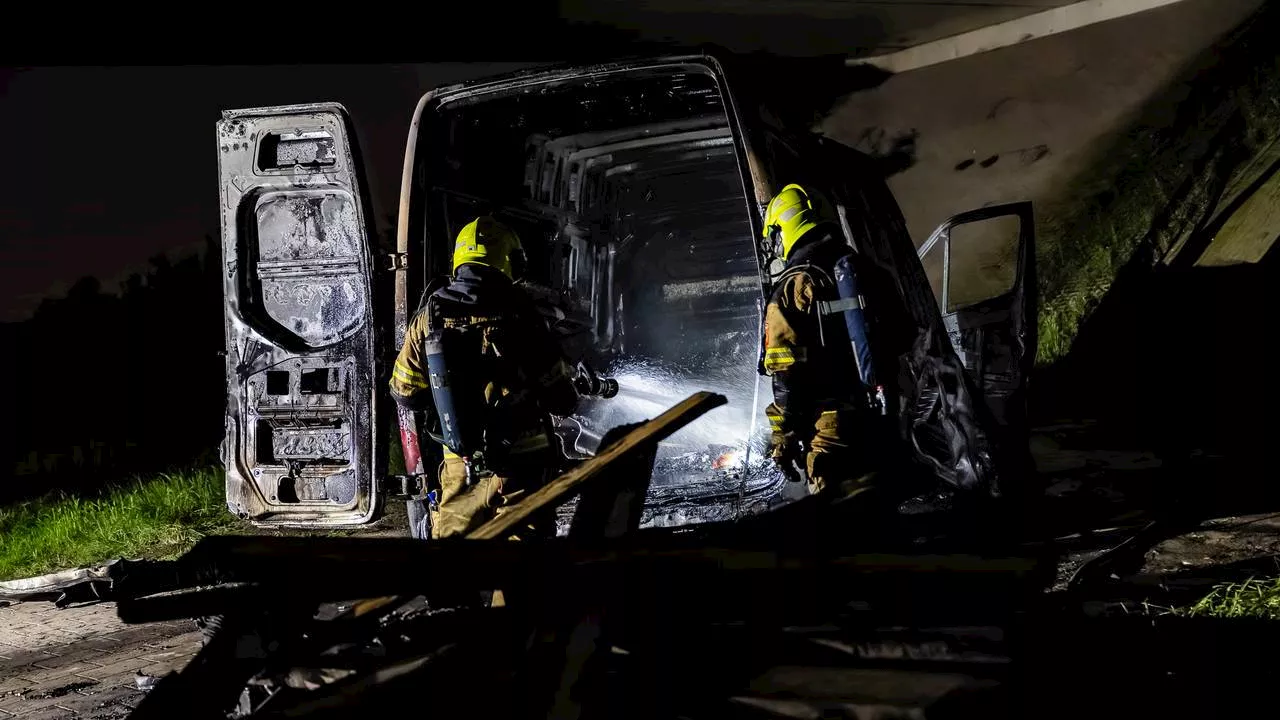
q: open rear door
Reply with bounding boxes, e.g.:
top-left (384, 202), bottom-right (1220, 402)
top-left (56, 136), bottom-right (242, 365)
top-left (217, 104), bottom-right (383, 527)
top-left (917, 203), bottom-right (1037, 443)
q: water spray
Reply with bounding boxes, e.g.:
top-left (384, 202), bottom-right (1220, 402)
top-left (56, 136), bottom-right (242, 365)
top-left (583, 358), bottom-right (768, 472)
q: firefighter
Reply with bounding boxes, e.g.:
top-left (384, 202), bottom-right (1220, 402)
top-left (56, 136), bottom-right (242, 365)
top-left (390, 216), bottom-right (580, 541)
top-left (759, 184), bottom-right (905, 499)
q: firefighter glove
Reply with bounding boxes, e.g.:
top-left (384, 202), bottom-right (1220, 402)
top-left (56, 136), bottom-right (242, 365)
top-left (769, 432), bottom-right (805, 483)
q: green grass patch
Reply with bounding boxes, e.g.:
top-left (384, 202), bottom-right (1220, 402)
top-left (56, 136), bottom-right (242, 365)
top-left (0, 467), bottom-right (238, 581)
top-left (1034, 4), bottom-right (1280, 365)
top-left (1175, 577), bottom-right (1280, 620)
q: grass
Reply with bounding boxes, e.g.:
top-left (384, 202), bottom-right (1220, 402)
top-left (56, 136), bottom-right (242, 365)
top-left (1033, 4), bottom-right (1280, 365)
top-left (0, 426), bottom-right (413, 582)
top-left (1175, 577), bottom-right (1280, 620)
top-left (0, 467), bottom-right (238, 582)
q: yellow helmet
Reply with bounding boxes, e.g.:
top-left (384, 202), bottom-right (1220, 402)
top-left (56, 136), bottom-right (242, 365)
top-left (452, 216), bottom-right (525, 279)
top-left (762, 184), bottom-right (829, 260)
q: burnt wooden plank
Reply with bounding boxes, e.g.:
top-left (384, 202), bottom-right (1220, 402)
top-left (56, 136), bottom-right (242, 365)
top-left (567, 421), bottom-right (657, 540)
top-left (468, 391), bottom-right (727, 541)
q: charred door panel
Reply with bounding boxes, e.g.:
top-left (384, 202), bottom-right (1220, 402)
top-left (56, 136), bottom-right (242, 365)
top-left (218, 104), bottom-right (381, 527)
top-left (251, 191), bottom-right (369, 348)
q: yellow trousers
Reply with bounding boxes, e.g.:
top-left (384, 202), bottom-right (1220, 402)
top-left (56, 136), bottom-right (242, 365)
top-left (430, 456), bottom-right (554, 541)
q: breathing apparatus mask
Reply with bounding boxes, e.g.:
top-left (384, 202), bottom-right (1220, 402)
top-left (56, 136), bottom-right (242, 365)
top-left (763, 222), bottom-right (787, 280)
top-left (509, 246), bottom-right (528, 283)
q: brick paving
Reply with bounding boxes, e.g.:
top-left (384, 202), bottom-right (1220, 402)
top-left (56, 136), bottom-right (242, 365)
top-left (0, 601), bottom-right (200, 719)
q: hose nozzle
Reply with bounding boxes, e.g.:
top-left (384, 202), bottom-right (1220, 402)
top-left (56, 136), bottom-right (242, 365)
top-left (573, 363), bottom-right (619, 399)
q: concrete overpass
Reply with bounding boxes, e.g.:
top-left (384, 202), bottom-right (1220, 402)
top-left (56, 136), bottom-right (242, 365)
top-left (561, 0), bottom-right (1087, 59)
top-left (820, 0), bottom-right (1264, 244)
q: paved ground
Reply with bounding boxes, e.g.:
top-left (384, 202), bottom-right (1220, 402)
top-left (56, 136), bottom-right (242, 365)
top-left (0, 601), bottom-right (200, 719)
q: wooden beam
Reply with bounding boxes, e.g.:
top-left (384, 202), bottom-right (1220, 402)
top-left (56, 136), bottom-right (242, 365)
top-left (468, 391), bottom-right (728, 540)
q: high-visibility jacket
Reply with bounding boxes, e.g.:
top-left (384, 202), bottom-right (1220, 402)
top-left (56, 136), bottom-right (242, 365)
top-left (390, 264), bottom-right (579, 463)
top-left (761, 229), bottom-right (863, 455)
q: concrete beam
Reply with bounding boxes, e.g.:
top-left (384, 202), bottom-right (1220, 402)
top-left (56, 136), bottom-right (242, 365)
top-left (854, 0), bottom-right (1192, 73)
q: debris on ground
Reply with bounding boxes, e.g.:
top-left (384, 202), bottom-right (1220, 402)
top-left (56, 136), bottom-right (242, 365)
top-left (135, 673), bottom-right (165, 692)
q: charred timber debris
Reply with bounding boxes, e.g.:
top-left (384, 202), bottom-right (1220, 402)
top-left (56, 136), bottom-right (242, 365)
top-left (2, 392), bottom-right (1266, 719)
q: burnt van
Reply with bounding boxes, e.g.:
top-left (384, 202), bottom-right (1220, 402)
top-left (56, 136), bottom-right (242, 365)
top-left (215, 53), bottom-right (1035, 530)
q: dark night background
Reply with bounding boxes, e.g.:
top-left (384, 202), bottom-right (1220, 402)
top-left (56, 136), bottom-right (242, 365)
top-left (0, 4), bottom-right (667, 500)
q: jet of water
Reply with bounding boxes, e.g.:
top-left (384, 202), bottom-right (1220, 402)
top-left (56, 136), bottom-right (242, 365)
top-left (578, 356), bottom-right (769, 465)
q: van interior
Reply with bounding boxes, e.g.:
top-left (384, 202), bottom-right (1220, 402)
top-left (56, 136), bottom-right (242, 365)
top-left (413, 65), bottom-right (788, 514)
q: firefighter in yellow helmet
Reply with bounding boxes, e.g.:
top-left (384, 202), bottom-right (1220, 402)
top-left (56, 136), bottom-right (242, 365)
top-left (759, 184), bottom-right (909, 499)
top-left (390, 216), bottom-right (580, 541)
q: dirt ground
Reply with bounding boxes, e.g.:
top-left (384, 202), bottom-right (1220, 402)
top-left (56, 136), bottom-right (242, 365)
top-left (1032, 418), bottom-right (1280, 595)
top-left (1141, 514), bottom-right (1280, 576)
top-left (0, 500), bottom-right (410, 718)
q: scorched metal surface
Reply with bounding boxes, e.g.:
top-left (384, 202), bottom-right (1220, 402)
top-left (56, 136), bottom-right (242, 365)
top-left (217, 104), bottom-right (383, 527)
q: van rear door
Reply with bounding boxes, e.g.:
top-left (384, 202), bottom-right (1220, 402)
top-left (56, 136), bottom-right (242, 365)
top-left (217, 103), bottom-right (383, 527)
